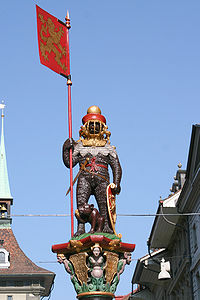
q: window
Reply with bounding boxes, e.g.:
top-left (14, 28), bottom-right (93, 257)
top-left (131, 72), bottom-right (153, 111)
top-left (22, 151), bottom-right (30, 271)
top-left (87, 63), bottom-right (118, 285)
top-left (7, 296), bottom-right (13, 300)
top-left (7, 281), bottom-right (14, 286)
top-left (0, 252), bottom-right (5, 263)
top-left (15, 281), bottom-right (23, 287)
top-left (0, 248), bottom-right (10, 268)
top-left (24, 280), bottom-right (31, 286)
top-left (0, 281), bottom-right (6, 287)
top-left (32, 280), bottom-right (40, 286)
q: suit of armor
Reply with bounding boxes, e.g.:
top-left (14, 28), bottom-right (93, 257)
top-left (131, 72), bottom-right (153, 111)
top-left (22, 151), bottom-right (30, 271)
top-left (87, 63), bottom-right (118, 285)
top-left (63, 106), bottom-right (122, 236)
top-left (63, 140), bottom-right (122, 235)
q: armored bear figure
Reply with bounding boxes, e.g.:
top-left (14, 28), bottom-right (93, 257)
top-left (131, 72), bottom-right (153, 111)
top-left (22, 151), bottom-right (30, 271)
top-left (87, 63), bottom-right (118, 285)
top-left (75, 203), bottom-right (105, 233)
top-left (63, 106), bottom-right (122, 236)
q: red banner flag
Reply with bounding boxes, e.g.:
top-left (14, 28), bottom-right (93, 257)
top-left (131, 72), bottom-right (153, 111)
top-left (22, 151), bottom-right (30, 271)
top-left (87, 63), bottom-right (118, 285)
top-left (36, 5), bottom-right (69, 76)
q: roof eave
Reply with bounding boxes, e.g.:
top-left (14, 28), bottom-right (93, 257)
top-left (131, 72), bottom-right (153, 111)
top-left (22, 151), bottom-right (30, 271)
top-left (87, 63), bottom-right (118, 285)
top-left (0, 273), bottom-right (55, 296)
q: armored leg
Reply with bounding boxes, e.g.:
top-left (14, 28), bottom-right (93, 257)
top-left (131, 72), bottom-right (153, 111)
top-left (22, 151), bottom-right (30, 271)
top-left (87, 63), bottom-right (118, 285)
top-left (94, 181), bottom-right (113, 234)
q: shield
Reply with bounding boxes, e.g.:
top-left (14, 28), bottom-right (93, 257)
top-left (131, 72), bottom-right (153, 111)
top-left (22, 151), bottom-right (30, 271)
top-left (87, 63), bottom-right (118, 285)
top-left (107, 183), bottom-right (117, 235)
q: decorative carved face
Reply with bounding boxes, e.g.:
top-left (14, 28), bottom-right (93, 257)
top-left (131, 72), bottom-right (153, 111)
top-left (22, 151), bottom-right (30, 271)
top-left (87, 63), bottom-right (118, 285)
top-left (93, 247), bottom-right (101, 257)
top-left (124, 252), bottom-right (132, 265)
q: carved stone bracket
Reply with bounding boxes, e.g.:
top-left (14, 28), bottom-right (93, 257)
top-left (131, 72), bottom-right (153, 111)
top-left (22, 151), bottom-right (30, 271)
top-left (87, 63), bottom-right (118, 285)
top-left (52, 234), bottom-right (135, 299)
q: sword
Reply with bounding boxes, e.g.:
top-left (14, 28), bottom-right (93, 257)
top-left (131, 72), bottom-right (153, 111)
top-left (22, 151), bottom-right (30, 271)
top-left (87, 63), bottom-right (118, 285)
top-left (66, 158), bottom-right (89, 196)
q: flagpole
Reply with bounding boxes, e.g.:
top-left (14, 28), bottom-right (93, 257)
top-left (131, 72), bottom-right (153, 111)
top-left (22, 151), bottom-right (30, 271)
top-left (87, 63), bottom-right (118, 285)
top-left (65, 12), bottom-right (74, 237)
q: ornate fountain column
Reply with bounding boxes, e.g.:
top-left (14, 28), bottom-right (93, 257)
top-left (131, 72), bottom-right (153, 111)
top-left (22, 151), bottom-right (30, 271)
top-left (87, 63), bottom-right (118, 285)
top-left (52, 106), bottom-right (135, 299)
top-left (52, 234), bottom-right (135, 300)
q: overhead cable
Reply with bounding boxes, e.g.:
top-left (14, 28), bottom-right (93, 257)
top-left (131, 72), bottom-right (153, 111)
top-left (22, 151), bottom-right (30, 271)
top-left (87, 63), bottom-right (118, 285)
top-left (9, 212), bottom-right (200, 217)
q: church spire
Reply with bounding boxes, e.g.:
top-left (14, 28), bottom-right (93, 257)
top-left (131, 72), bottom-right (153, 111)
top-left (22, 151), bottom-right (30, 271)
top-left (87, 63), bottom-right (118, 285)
top-left (0, 102), bottom-right (12, 199)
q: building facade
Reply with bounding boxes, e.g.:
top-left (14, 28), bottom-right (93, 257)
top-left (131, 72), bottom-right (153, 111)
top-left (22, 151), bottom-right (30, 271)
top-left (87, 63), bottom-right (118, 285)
top-left (0, 105), bottom-right (55, 300)
top-left (177, 124), bottom-right (200, 300)
top-left (131, 124), bottom-right (200, 299)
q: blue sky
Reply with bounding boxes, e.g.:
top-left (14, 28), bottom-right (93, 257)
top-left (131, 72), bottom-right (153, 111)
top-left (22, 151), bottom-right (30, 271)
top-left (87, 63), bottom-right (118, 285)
top-left (1, 0), bottom-right (200, 298)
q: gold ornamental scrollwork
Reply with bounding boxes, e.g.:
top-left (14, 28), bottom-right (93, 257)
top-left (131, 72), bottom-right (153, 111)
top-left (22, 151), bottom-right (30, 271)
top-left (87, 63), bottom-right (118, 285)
top-left (69, 253), bottom-right (89, 285)
top-left (69, 239), bottom-right (83, 252)
top-left (108, 239), bottom-right (120, 251)
top-left (78, 120), bottom-right (111, 147)
top-left (104, 251), bottom-right (119, 284)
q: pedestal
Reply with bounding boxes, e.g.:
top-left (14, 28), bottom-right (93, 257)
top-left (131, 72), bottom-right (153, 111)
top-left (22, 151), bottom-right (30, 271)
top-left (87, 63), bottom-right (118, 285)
top-left (52, 233), bottom-right (135, 299)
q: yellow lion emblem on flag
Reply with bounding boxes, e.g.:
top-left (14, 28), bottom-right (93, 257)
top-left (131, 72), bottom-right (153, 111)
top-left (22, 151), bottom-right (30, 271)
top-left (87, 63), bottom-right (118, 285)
top-left (39, 14), bottom-right (66, 72)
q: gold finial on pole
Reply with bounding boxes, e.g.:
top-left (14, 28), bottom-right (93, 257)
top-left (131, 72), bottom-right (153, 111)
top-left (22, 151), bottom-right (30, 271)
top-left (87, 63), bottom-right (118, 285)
top-left (65, 10), bottom-right (71, 29)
